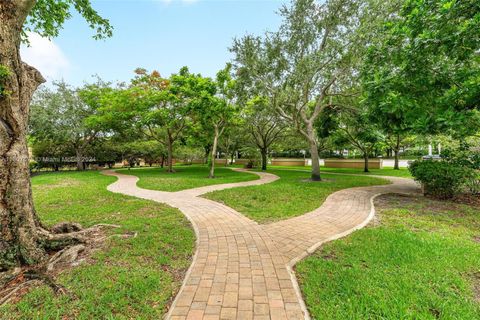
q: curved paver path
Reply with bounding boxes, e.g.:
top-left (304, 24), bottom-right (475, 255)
top-left (103, 169), bottom-right (419, 320)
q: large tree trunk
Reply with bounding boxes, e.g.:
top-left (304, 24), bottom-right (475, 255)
top-left (75, 149), bottom-right (83, 171)
top-left (0, 1), bottom-right (45, 269)
top-left (0, 1), bottom-right (82, 270)
top-left (393, 149), bottom-right (400, 170)
top-left (393, 134), bottom-right (400, 170)
top-left (260, 148), bottom-right (267, 171)
top-left (306, 125), bottom-right (321, 181)
top-left (166, 134), bottom-right (174, 173)
top-left (209, 126), bottom-right (219, 179)
top-left (363, 153), bottom-right (369, 173)
top-left (204, 145), bottom-right (211, 165)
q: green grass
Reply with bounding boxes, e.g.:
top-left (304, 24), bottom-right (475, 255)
top-left (0, 171), bottom-right (195, 320)
top-left (296, 194), bottom-right (480, 319)
top-left (117, 165), bottom-right (258, 192)
top-left (267, 165), bottom-right (412, 178)
top-left (204, 169), bottom-right (389, 223)
top-left (320, 166), bottom-right (412, 178)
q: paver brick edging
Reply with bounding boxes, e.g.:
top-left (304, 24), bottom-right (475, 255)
top-left (285, 192), bottom-right (380, 320)
top-left (102, 168), bottom-right (419, 320)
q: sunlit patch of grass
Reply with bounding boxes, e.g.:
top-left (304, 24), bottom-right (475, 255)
top-left (204, 169), bottom-right (388, 223)
top-left (267, 165), bottom-right (412, 178)
top-left (0, 171), bottom-right (195, 319)
top-left (296, 194), bottom-right (480, 319)
top-left (117, 165), bottom-right (258, 192)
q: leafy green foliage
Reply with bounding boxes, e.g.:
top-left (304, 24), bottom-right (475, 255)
top-left (185, 64), bottom-right (241, 177)
top-left (189, 65), bottom-right (237, 138)
top-left (440, 147), bottom-right (480, 194)
top-left (175, 145), bottom-right (204, 164)
top-left (325, 105), bottom-right (384, 171)
top-left (362, 0), bottom-right (480, 135)
top-left (29, 81), bottom-right (103, 168)
top-left (442, 147), bottom-right (480, 170)
top-left (409, 160), bottom-right (474, 198)
top-left (24, 0), bottom-right (113, 41)
top-left (243, 96), bottom-right (287, 170)
top-left (410, 141), bottom-right (480, 197)
top-left (84, 68), bottom-right (204, 171)
top-left (113, 140), bottom-right (165, 167)
top-left (231, 0), bottom-right (403, 180)
top-left (30, 82), bottom-right (97, 141)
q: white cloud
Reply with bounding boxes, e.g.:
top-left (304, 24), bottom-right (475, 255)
top-left (20, 32), bottom-right (70, 81)
top-left (158, 0), bottom-right (199, 5)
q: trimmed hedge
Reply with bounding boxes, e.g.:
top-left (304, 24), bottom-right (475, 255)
top-left (409, 160), bottom-right (475, 199)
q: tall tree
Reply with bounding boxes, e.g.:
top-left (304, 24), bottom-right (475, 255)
top-left (233, 0), bottom-right (376, 181)
top-left (384, 133), bottom-right (410, 170)
top-left (275, 0), bottom-right (360, 180)
top-left (331, 108), bottom-right (383, 172)
top-left (219, 126), bottom-right (247, 166)
top-left (90, 68), bottom-right (195, 173)
top-left (208, 65), bottom-right (239, 178)
top-left (363, 0), bottom-right (480, 137)
top-left (30, 81), bottom-right (100, 171)
top-left (133, 68), bottom-right (192, 173)
top-left (192, 65), bottom-right (239, 178)
top-left (245, 96), bottom-right (285, 171)
top-left (0, 1), bottom-right (111, 270)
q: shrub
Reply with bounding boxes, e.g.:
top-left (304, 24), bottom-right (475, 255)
top-left (29, 160), bottom-right (38, 173)
top-left (465, 172), bottom-right (480, 194)
top-left (409, 160), bottom-right (475, 199)
top-left (239, 146), bottom-right (261, 167)
top-left (441, 148), bottom-right (480, 170)
top-left (244, 159), bottom-right (257, 169)
top-left (442, 148), bottom-right (480, 194)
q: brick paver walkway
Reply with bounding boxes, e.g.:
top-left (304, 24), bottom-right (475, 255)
top-left (103, 169), bottom-right (419, 320)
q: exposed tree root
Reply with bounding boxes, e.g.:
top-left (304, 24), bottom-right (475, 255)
top-left (0, 268), bottom-right (22, 289)
top-left (46, 244), bottom-right (85, 272)
top-left (0, 280), bottom-right (42, 305)
top-left (50, 222), bottom-right (83, 234)
top-left (0, 222), bottom-right (133, 306)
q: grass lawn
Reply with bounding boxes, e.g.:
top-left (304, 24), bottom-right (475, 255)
top-left (267, 165), bottom-right (412, 178)
top-left (0, 171), bottom-right (195, 319)
top-left (296, 194), bottom-right (480, 319)
top-left (321, 166), bottom-right (412, 178)
top-left (204, 169), bottom-right (388, 223)
top-left (117, 165), bottom-right (258, 192)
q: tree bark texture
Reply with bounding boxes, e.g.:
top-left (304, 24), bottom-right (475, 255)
top-left (0, 1), bottom-right (82, 270)
top-left (260, 148), bottom-right (267, 171)
top-left (75, 149), bottom-right (83, 171)
top-left (363, 153), bottom-right (369, 173)
top-left (166, 134), bottom-right (174, 173)
top-left (393, 135), bottom-right (400, 170)
top-left (306, 124), bottom-right (321, 181)
top-left (209, 126), bottom-right (219, 179)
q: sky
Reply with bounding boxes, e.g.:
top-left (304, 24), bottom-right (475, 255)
top-left (21, 0), bottom-right (284, 87)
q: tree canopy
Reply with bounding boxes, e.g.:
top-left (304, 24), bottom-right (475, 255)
top-left (362, 0), bottom-right (480, 135)
top-left (25, 0), bottom-right (112, 40)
